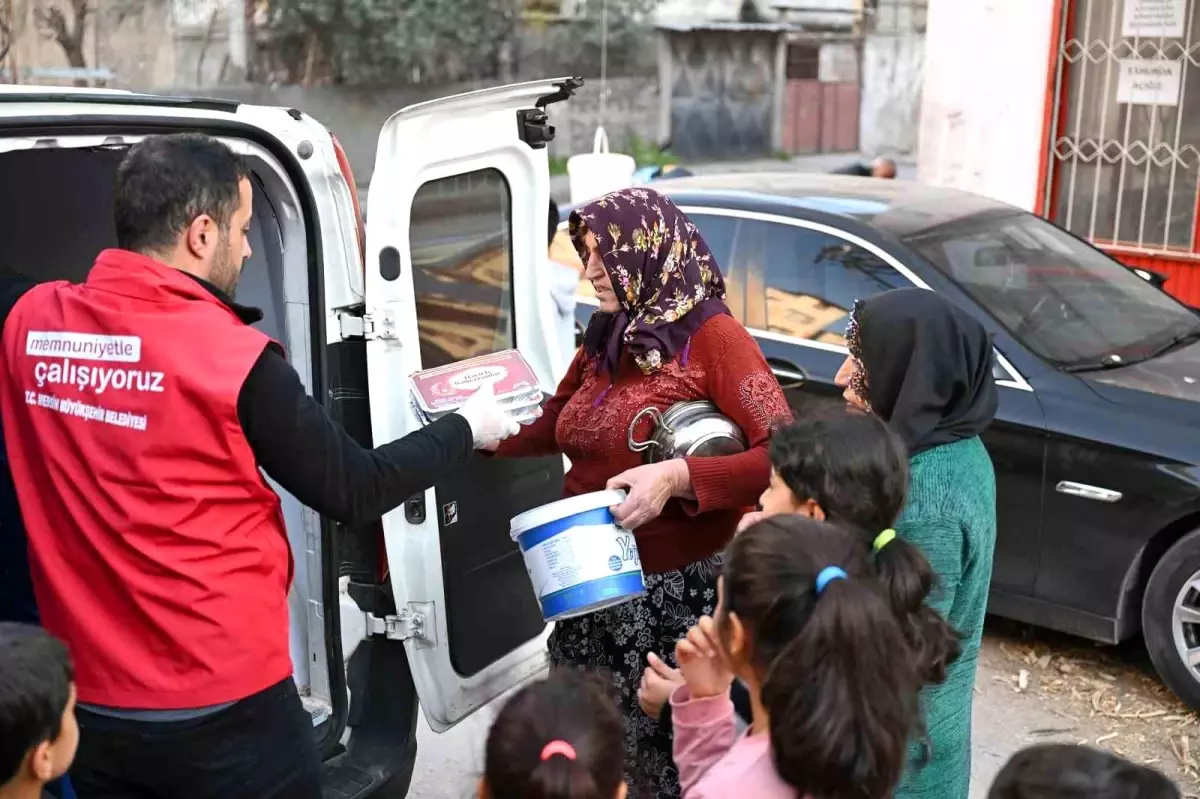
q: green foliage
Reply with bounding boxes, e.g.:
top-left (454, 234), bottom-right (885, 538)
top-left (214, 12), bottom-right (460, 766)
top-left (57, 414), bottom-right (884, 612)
top-left (533, 0), bottom-right (660, 78)
top-left (262, 0), bottom-right (520, 85)
top-left (260, 0), bottom-right (661, 85)
top-left (626, 133), bottom-right (673, 168)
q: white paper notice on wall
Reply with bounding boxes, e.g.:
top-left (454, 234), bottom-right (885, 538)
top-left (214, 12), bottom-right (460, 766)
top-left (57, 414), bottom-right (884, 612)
top-left (1116, 59), bottom-right (1182, 105)
top-left (1122, 0), bottom-right (1186, 38)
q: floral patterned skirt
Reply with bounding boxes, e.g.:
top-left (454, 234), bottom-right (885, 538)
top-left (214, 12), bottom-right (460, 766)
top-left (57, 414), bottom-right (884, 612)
top-left (548, 553), bottom-right (722, 799)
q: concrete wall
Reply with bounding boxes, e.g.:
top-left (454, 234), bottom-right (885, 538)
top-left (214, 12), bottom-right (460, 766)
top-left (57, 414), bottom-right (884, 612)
top-left (174, 76), bottom-right (659, 185)
top-left (916, 0), bottom-right (1055, 211)
top-left (859, 32), bottom-right (924, 155)
top-left (548, 77), bottom-right (662, 159)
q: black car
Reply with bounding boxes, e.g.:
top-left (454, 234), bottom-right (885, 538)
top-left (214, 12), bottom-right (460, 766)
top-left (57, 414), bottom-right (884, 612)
top-left (573, 174), bottom-right (1200, 709)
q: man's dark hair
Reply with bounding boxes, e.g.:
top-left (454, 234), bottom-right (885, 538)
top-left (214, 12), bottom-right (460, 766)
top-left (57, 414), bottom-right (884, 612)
top-left (0, 623), bottom-right (74, 784)
top-left (989, 744), bottom-right (1179, 798)
top-left (114, 133), bottom-right (250, 255)
top-left (548, 199), bottom-right (561, 248)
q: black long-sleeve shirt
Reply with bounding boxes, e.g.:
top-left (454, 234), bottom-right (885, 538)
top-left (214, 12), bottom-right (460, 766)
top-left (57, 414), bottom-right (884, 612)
top-left (0, 269), bottom-right (474, 526)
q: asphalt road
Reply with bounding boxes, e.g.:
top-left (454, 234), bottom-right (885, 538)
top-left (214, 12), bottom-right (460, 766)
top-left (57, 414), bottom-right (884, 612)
top-left (408, 701), bottom-right (497, 799)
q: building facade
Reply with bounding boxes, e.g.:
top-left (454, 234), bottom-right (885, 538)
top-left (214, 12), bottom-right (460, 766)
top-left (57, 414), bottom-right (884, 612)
top-left (918, 0), bottom-right (1200, 305)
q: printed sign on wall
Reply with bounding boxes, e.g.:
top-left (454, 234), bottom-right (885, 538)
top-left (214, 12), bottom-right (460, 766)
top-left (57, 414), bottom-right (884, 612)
top-left (1116, 59), bottom-right (1182, 105)
top-left (1122, 0), bottom-right (1186, 39)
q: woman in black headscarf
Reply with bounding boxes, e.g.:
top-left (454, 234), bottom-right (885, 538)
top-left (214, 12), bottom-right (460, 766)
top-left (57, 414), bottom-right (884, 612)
top-left (835, 288), bottom-right (999, 799)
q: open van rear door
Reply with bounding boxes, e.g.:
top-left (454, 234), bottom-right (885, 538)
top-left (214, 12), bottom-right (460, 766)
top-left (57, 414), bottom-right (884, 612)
top-left (364, 78), bottom-right (581, 732)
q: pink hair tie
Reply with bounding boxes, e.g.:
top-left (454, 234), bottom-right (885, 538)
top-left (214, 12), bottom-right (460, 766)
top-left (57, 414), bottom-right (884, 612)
top-left (540, 740), bottom-right (578, 762)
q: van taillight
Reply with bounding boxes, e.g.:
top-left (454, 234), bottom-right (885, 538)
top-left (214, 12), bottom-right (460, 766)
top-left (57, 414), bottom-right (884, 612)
top-left (330, 134), bottom-right (365, 267)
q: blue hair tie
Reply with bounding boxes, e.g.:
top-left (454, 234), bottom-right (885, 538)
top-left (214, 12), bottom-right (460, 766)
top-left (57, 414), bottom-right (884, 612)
top-left (815, 566), bottom-right (848, 594)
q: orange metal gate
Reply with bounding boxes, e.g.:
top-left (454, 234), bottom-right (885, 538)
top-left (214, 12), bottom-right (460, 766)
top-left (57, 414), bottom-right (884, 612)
top-left (1038, 0), bottom-right (1200, 305)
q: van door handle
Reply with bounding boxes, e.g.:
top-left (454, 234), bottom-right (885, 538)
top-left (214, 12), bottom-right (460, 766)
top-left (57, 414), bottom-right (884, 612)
top-left (404, 493), bottom-right (427, 524)
top-left (1055, 481), bottom-right (1122, 503)
top-left (767, 358), bottom-right (808, 389)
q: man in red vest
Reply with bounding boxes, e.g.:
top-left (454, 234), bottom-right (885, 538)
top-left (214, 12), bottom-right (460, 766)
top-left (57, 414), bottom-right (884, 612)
top-left (0, 134), bottom-right (520, 798)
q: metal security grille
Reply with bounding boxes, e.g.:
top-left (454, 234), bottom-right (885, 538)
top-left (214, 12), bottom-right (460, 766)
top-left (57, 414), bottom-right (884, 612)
top-left (1044, 0), bottom-right (1200, 257)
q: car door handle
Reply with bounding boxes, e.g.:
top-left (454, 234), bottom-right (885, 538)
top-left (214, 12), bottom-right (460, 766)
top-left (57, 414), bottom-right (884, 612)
top-left (1055, 481), bottom-right (1123, 503)
top-left (767, 358), bottom-right (808, 389)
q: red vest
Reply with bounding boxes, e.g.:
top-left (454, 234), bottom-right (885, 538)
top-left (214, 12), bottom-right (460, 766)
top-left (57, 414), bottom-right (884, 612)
top-left (0, 249), bottom-right (294, 708)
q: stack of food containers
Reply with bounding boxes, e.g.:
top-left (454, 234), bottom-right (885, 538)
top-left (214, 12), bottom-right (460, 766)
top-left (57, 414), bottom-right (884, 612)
top-left (409, 349), bottom-right (545, 426)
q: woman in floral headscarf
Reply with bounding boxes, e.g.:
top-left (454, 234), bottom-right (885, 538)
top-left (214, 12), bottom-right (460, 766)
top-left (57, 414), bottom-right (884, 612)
top-left (494, 188), bottom-right (789, 798)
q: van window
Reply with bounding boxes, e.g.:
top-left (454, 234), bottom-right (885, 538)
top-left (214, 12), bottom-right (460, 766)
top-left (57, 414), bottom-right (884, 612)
top-left (410, 169), bottom-right (514, 369)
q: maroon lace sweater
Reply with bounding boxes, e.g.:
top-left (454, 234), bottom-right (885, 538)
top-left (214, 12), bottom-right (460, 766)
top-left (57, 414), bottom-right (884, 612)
top-left (496, 314), bottom-right (790, 573)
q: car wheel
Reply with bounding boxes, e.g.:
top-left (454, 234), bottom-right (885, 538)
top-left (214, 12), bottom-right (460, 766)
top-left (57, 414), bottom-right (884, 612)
top-left (1143, 528), bottom-right (1200, 710)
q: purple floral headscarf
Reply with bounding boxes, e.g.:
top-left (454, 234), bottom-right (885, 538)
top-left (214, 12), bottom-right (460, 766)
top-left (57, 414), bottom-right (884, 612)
top-left (570, 188), bottom-right (729, 375)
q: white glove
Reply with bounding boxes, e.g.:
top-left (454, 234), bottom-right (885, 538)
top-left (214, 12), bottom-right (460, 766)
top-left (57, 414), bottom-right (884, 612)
top-left (455, 380), bottom-right (520, 450)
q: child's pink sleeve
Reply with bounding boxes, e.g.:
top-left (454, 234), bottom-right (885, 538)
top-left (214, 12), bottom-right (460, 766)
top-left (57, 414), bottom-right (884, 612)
top-left (670, 684), bottom-right (739, 796)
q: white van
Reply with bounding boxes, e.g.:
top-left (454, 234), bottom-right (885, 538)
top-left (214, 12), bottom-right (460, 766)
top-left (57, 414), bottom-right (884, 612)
top-left (0, 77), bottom-right (582, 797)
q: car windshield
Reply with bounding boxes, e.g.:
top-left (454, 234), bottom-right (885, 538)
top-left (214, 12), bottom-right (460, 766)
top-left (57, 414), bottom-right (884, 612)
top-left (906, 211), bottom-right (1200, 369)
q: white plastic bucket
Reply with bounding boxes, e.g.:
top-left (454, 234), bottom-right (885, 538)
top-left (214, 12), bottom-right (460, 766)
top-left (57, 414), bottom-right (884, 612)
top-left (510, 489), bottom-right (646, 622)
top-left (566, 127), bottom-right (637, 205)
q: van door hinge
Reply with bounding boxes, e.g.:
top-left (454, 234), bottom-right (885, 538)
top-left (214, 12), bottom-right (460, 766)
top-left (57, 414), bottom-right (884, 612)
top-left (365, 603), bottom-right (436, 647)
top-left (338, 310), bottom-right (399, 342)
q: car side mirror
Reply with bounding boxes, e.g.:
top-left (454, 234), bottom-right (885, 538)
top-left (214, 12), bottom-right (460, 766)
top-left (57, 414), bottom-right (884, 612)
top-left (1128, 266), bottom-right (1168, 289)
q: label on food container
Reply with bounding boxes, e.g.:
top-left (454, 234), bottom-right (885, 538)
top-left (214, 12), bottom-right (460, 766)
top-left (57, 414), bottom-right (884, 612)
top-left (523, 524), bottom-right (641, 599)
top-left (410, 350), bottom-right (541, 413)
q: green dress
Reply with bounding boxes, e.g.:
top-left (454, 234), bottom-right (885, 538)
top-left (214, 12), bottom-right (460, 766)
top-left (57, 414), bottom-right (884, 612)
top-left (893, 436), bottom-right (997, 799)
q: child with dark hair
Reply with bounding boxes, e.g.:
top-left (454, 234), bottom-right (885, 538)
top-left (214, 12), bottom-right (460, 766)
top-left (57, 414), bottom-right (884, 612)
top-left (0, 624), bottom-right (78, 799)
top-left (481, 669), bottom-right (626, 799)
top-left (669, 516), bottom-right (924, 798)
top-left (988, 744), bottom-right (1180, 799)
top-left (639, 411), bottom-right (959, 725)
top-left (757, 412), bottom-right (961, 685)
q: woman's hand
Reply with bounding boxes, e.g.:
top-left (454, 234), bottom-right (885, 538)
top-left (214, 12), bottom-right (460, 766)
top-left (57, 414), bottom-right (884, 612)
top-left (638, 652), bottom-right (685, 720)
top-left (675, 616), bottom-right (734, 699)
top-left (736, 510), bottom-right (768, 535)
top-left (606, 460), bottom-right (691, 530)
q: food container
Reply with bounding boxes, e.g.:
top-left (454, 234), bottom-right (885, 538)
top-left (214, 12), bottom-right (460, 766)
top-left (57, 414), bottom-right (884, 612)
top-left (627, 401), bottom-right (747, 464)
top-left (410, 350), bottom-right (542, 415)
top-left (409, 350), bottom-right (545, 427)
top-left (509, 489), bottom-right (645, 622)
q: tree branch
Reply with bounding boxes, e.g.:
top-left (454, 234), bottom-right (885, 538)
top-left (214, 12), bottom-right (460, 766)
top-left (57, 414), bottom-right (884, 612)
top-left (70, 0), bottom-right (88, 28)
top-left (0, 15), bottom-right (11, 67)
top-left (34, 5), bottom-right (69, 47)
top-left (35, 0), bottom-right (89, 70)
